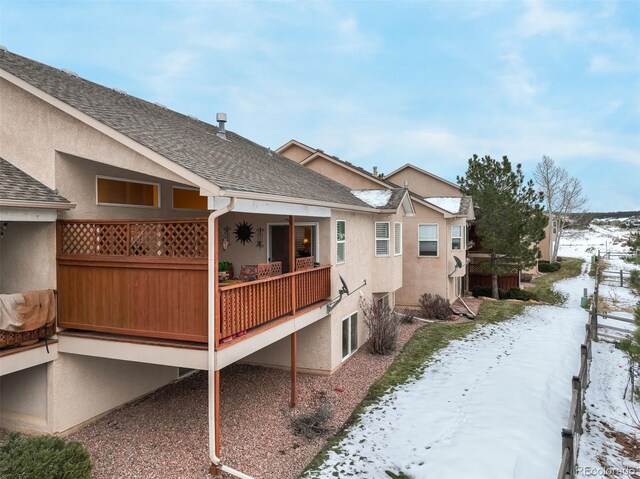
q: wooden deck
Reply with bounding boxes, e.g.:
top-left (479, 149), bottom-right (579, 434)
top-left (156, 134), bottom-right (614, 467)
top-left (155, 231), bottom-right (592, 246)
top-left (57, 220), bottom-right (331, 348)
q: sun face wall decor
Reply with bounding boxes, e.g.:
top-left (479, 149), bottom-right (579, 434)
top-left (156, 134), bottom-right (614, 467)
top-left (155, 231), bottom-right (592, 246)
top-left (234, 221), bottom-right (254, 245)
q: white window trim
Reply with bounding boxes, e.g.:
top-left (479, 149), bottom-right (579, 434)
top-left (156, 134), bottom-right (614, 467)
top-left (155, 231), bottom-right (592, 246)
top-left (377, 293), bottom-right (390, 308)
top-left (171, 185), bottom-right (209, 211)
top-left (394, 222), bottom-right (403, 256)
top-left (336, 219), bottom-right (346, 264)
top-left (341, 311), bottom-right (358, 361)
top-left (375, 221), bottom-right (390, 257)
top-left (96, 175), bottom-right (161, 209)
top-left (451, 224), bottom-right (463, 251)
top-left (418, 223), bottom-right (439, 258)
top-left (266, 222), bottom-right (320, 263)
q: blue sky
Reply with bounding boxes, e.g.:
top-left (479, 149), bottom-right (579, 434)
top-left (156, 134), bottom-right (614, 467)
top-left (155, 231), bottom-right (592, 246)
top-left (1, 0), bottom-right (638, 211)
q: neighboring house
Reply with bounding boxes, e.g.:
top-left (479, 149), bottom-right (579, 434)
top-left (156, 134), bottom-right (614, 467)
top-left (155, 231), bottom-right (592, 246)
top-left (0, 48), bottom-right (412, 471)
top-left (277, 142), bottom-right (474, 306)
top-left (386, 163), bottom-right (553, 289)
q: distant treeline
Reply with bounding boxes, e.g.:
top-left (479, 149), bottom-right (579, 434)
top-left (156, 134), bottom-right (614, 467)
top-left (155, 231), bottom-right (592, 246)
top-left (566, 210), bottom-right (640, 229)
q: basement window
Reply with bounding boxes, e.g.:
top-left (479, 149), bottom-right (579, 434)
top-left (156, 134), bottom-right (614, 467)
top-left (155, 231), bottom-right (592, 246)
top-left (342, 312), bottom-right (358, 360)
top-left (173, 186), bottom-right (208, 210)
top-left (96, 176), bottom-right (160, 208)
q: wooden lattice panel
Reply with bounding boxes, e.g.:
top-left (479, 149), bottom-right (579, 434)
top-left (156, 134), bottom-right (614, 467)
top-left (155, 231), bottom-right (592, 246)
top-left (60, 221), bottom-right (208, 258)
top-left (295, 256), bottom-right (314, 271)
top-left (257, 261), bottom-right (282, 279)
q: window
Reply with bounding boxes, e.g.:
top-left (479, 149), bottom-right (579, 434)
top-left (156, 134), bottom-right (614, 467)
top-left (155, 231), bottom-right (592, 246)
top-left (394, 222), bottom-right (402, 255)
top-left (375, 222), bottom-right (390, 256)
top-left (173, 186), bottom-right (208, 210)
top-left (452, 225), bottom-right (463, 250)
top-left (96, 176), bottom-right (159, 208)
top-left (418, 224), bottom-right (438, 257)
top-left (336, 220), bottom-right (346, 264)
top-left (377, 293), bottom-right (390, 309)
top-left (342, 312), bottom-right (358, 359)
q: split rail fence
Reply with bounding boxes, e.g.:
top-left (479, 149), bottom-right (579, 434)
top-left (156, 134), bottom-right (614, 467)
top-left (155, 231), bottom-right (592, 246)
top-left (557, 254), bottom-right (637, 478)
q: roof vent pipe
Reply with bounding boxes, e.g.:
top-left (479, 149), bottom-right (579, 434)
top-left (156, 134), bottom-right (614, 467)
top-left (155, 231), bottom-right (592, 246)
top-left (373, 166), bottom-right (378, 176)
top-left (216, 113), bottom-right (227, 140)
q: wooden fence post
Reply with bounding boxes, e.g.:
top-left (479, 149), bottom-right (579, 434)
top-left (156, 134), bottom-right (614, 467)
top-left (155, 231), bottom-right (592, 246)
top-left (620, 270), bottom-right (624, 287)
top-left (561, 428), bottom-right (574, 476)
top-left (573, 375), bottom-right (583, 435)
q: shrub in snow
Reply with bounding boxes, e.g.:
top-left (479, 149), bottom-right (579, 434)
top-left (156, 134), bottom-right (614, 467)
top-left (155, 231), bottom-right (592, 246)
top-left (361, 298), bottom-right (401, 355)
top-left (418, 293), bottom-right (452, 321)
top-left (0, 432), bottom-right (92, 479)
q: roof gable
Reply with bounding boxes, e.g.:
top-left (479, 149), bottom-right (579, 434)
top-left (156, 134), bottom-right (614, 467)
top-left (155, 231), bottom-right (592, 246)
top-left (0, 157), bottom-right (72, 207)
top-left (0, 50), bottom-right (371, 211)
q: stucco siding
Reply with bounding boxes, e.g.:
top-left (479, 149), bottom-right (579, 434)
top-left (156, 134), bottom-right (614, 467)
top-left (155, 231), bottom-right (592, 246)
top-left (387, 167), bottom-right (461, 198)
top-left (305, 157), bottom-right (382, 190)
top-left (0, 78), bottom-right (189, 196)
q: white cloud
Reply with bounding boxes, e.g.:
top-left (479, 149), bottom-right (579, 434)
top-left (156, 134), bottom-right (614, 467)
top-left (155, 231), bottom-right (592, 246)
top-left (333, 16), bottom-right (379, 54)
top-left (498, 51), bottom-right (541, 105)
top-left (517, 0), bottom-right (581, 38)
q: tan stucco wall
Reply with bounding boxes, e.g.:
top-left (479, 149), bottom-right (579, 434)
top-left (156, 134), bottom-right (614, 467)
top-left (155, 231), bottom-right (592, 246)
top-left (387, 167), bottom-right (461, 198)
top-left (0, 364), bottom-right (48, 433)
top-left (278, 143), bottom-right (313, 163)
top-left (538, 223), bottom-right (552, 262)
top-left (244, 208), bottom-right (402, 373)
top-left (0, 78), bottom-right (188, 196)
top-left (304, 157), bottom-right (382, 190)
top-left (0, 222), bottom-right (56, 294)
top-left (395, 203), bottom-right (467, 306)
top-left (56, 153), bottom-right (205, 220)
top-left (217, 212), bottom-right (329, 274)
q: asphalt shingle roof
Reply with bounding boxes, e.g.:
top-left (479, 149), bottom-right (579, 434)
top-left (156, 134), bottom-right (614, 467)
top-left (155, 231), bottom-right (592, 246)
top-left (0, 156), bottom-right (71, 205)
top-left (0, 50), bottom-right (370, 209)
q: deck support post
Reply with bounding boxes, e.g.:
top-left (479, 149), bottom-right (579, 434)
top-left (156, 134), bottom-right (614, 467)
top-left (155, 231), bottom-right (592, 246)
top-left (215, 369), bottom-right (221, 457)
top-left (290, 331), bottom-right (297, 408)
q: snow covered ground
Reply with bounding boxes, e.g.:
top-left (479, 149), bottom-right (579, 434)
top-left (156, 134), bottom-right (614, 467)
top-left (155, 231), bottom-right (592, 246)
top-left (306, 267), bottom-right (591, 478)
top-left (304, 222), bottom-right (639, 479)
top-left (568, 221), bottom-right (640, 476)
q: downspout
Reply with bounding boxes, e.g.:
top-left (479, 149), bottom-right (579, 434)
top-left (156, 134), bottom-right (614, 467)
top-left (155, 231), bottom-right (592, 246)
top-left (207, 198), bottom-right (253, 479)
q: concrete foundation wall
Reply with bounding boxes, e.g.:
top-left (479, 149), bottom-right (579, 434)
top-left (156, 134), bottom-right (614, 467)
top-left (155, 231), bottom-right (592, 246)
top-left (48, 354), bottom-right (178, 433)
top-left (0, 364), bottom-right (49, 433)
top-left (0, 354), bottom-right (178, 434)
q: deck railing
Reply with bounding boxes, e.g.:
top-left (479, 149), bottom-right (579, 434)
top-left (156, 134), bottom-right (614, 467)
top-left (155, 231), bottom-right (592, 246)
top-left (218, 265), bottom-right (331, 341)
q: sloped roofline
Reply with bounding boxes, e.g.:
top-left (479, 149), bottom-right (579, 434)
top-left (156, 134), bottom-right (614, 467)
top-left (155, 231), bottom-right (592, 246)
top-left (386, 163), bottom-right (460, 190)
top-left (0, 67), bottom-right (382, 214)
top-left (275, 139), bottom-right (316, 156)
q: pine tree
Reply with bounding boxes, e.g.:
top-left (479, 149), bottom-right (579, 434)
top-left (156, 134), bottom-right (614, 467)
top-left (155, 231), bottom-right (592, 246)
top-left (458, 155), bottom-right (547, 299)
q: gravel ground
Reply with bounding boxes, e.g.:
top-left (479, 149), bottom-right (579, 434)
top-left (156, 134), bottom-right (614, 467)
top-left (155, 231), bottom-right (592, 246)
top-left (63, 321), bottom-right (422, 479)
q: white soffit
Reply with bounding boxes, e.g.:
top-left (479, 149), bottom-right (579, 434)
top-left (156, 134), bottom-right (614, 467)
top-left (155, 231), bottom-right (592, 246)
top-left (208, 197), bottom-right (331, 217)
top-left (0, 207), bottom-right (58, 222)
